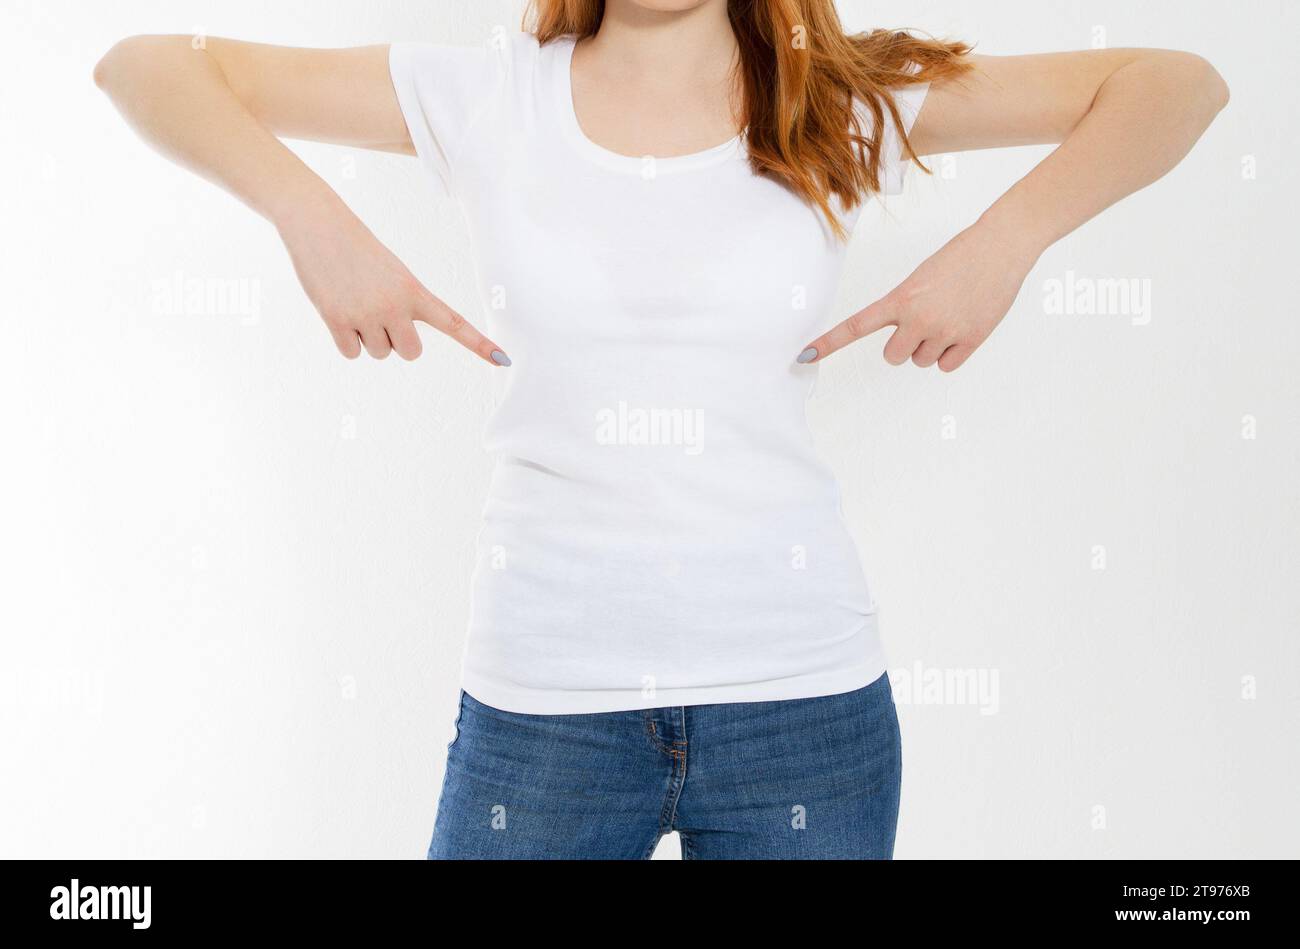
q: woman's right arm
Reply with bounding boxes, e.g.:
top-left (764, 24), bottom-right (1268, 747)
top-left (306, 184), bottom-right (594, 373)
top-left (93, 35), bottom-right (508, 364)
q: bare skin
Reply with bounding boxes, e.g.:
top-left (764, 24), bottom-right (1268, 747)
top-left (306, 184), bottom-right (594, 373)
top-left (806, 46), bottom-right (1230, 371)
top-left (93, 0), bottom-right (1228, 371)
top-left (93, 39), bottom-right (497, 363)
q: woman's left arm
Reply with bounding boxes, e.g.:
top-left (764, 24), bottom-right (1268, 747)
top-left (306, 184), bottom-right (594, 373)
top-left (799, 49), bottom-right (1230, 371)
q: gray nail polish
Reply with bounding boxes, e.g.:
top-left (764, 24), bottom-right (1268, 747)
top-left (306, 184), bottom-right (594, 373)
top-left (797, 347), bottom-right (818, 364)
top-left (490, 350), bottom-right (512, 367)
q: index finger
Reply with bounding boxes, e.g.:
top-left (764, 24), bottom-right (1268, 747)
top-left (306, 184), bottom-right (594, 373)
top-left (413, 291), bottom-right (511, 367)
top-left (796, 296), bottom-right (897, 365)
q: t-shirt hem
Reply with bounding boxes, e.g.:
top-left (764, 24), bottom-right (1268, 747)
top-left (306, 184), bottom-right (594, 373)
top-left (460, 654), bottom-right (888, 715)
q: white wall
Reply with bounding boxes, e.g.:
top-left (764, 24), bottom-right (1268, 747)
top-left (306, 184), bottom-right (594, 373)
top-left (1, 0), bottom-right (1295, 859)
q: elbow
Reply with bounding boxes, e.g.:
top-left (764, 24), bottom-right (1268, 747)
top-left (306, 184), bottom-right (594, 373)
top-left (1184, 52), bottom-right (1230, 115)
top-left (1206, 63), bottom-right (1230, 113)
top-left (94, 36), bottom-right (138, 91)
top-left (93, 35), bottom-right (168, 92)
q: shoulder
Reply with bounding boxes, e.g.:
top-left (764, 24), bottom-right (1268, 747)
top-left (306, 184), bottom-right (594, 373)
top-left (390, 30), bottom-right (541, 78)
top-left (481, 30), bottom-right (555, 96)
top-left (487, 28), bottom-right (541, 69)
top-left (849, 65), bottom-right (932, 196)
top-left (853, 64), bottom-right (928, 126)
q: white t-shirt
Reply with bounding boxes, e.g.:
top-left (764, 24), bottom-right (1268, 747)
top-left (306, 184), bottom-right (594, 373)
top-left (389, 32), bottom-right (929, 714)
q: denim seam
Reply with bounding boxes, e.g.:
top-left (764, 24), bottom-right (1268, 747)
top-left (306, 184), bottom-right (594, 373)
top-left (663, 706), bottom-right (688, 831)
top-left (445, 691), bottom-right (467, 753)
top-left (657, 750), bottom-right (685, 834)
top-left (639, 831), bottom-right (663, 861)
top-left (644, 717), bottom-right (686, 756)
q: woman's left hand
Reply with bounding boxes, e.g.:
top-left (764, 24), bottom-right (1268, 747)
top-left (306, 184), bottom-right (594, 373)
top-left (797, 218), bottom-right (1040, 372)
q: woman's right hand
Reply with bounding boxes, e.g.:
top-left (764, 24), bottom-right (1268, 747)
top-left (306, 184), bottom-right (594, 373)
top-left (94, 35), bottom-right (508, 366)
top-left (277, 195), bottom-right (508, 365)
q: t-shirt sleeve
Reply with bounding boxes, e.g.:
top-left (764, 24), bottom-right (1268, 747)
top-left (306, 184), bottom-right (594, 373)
top-left (878, 78), bottom-right (931, 195)
top-left (387, 39), bottom-right (510, 199)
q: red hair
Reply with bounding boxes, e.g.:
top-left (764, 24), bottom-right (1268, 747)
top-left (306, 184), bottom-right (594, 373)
top-left (526, 0), bottom-right (972, 237)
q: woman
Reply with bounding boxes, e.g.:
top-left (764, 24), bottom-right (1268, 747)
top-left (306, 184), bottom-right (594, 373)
top-left (94, 0), bottom-right (1228, 860)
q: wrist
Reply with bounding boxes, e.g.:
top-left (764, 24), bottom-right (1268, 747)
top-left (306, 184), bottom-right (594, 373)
top-left (266, 176), bottom-right (348, 237)
top-left (974, 203), bottom-right (1051, 270)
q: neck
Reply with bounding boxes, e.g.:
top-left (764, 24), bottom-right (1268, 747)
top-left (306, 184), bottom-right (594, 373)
top-left (586, 0), bottom-right (737, 83)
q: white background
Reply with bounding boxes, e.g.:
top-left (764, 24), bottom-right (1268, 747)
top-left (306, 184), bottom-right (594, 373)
top-left (2, 0), bottom-right (1296, 859)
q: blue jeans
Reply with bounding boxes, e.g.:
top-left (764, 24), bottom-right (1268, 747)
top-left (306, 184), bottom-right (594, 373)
top-left (427, 673), bottom-right (901, 859)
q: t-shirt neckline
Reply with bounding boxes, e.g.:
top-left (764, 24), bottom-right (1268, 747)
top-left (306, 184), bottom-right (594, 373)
top-left (554, 35), bottom-right (745, 174)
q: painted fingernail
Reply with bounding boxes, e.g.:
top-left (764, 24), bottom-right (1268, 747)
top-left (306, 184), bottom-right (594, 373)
top-left (490, 350), bottom-right (512, 367)
top-left (797, 347), bottom-right (818, 364)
